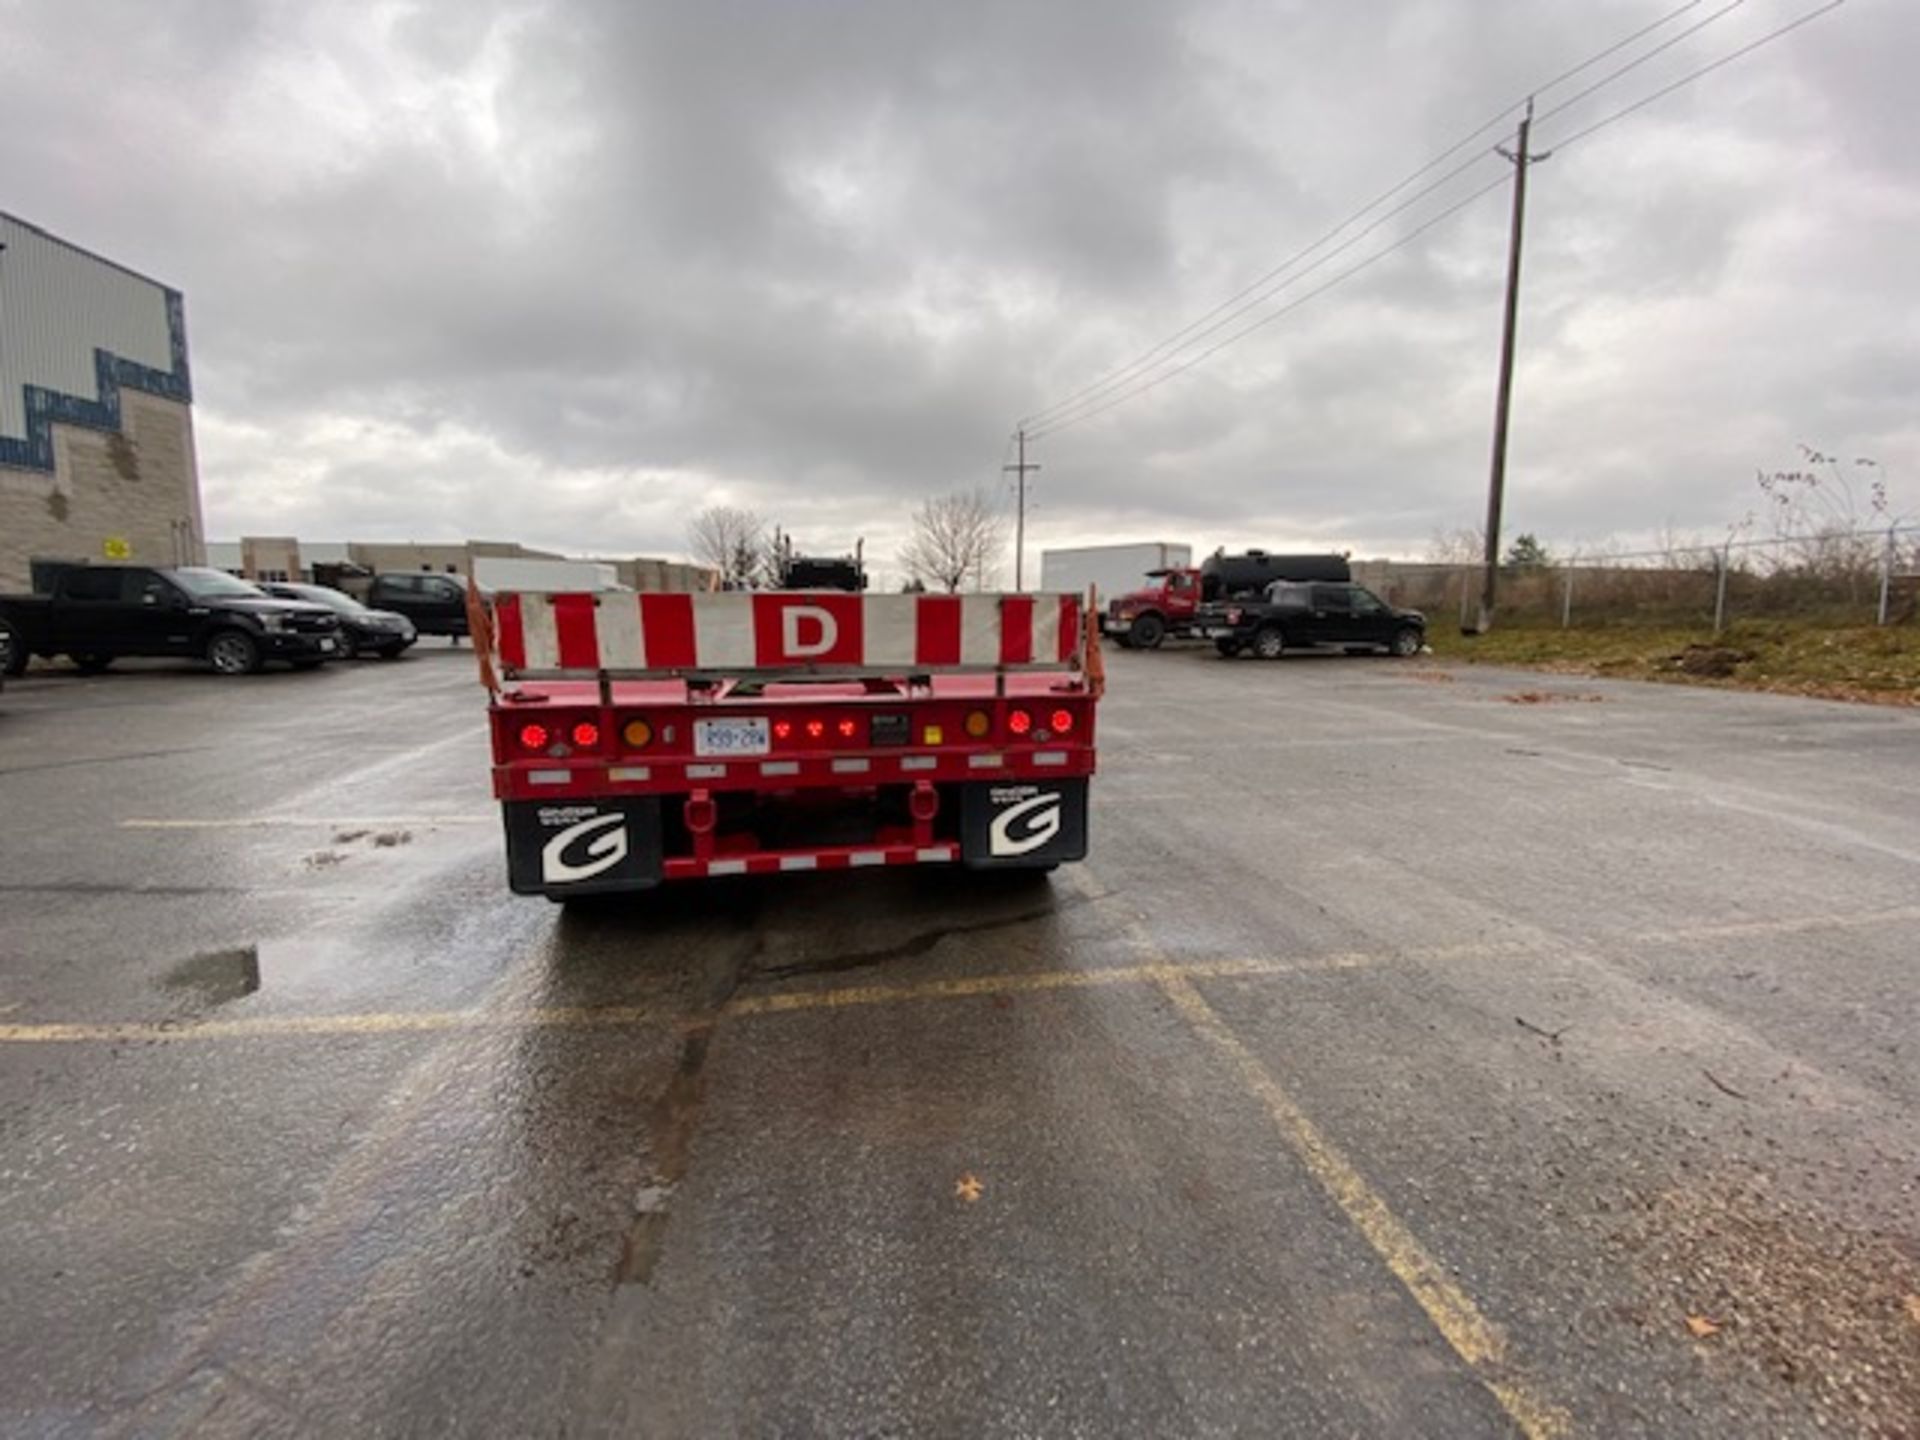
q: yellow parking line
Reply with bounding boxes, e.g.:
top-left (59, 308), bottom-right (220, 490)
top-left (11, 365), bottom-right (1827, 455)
top-left (0, 1004), bottom-right (667, 1045)
top-left (0, 951), bottom-right (1393, 1045)
top-left (121, 816), bottom-right (492, 829)
top-left (1157, 971), bottom-right (1567, 1439)
top-left (1055, 870), bottom-right (1569, 1438)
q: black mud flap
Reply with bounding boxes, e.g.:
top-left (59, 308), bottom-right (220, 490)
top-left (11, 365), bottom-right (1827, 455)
top-left (959, 778), bottom-right (1090, 869)
top-left (504, 798), bottom-right (663, 897)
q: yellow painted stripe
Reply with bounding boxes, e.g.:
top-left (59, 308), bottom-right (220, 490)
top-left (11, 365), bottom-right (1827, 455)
top-left (0, 1004), bottom-right (664, 1045)
top-left (0, 938), bottom-right (1557, 1046)
top-left (122, 816), bottom-right (492, 830)
top-left (1157, 971), bottom-right (1569, 1439)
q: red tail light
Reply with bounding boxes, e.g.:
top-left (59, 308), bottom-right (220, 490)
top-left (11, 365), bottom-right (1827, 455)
top-left (773, 719), bottom-right (793, 741)
top-left (1050, 709), bottom-right (1074, 734)
top-left (836, 718), bottom-right (858, 740)
top-left (518, 722), bottom-right (550, 751)
top-left (571, 721), bottom-right (601, 748)
top-left (1008, 709), bottom-right (1033, 736)
top-left (805, 719), bottom-right (825, 740)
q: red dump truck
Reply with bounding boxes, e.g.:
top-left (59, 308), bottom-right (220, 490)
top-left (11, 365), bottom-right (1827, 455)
top-left (475, 589), bottom-right (1102, 902)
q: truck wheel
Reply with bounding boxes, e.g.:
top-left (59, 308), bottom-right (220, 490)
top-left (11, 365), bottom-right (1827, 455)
top-left (1250, 627), bottom-right (1286, 660)
top-left (1214, 639), bottom-right (1242, 658)
top-left (70, 653), bottom-right (115, 674)
top-left (334, 631), bottom-right (359, 661)
top-left (1129, 613), bottom-right (1166, 650)
top-left (0, 632), bottom-right (25, 678)
top-left (1390, 627), bottom-right (1424, 657)
top-left (206, 629), bottom-right (263, 676)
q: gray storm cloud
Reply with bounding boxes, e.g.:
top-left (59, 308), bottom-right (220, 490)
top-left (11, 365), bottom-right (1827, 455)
top-left (2, 0), bottom-right (1911, 575)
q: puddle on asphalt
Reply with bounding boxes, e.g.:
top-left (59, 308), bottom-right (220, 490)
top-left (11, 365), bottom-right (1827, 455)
top-left (160, 946), bottom-right (262, 1006)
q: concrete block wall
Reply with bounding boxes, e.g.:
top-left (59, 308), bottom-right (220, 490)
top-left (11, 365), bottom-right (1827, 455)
top-left (0, 390), bottom-right (204, 592)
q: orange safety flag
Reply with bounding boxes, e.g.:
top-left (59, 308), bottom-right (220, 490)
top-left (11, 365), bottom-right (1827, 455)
top-left (465, 573), bottom-right (500, 695)
top-left (1082, 589), bottom-right (1106, 697)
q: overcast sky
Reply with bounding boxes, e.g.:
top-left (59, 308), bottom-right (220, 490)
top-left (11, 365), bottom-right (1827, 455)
top-left (2, 0), bottom-right (1911, 583)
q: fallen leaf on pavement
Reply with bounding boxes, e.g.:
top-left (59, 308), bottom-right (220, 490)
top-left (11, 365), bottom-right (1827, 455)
top-left (1686, 1314), bottom-right (1721, 1339)
top-left (955, 1174), bottom-right (984, 1203)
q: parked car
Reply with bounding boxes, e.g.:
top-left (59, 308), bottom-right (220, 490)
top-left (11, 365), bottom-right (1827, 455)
top-left (365, 573), bottom-right (488, 638)
top-left (0, 565), bottom-right (341, 676)
top-left (258, 581), bottom-right (417, 659)
top-left (1199, 581), bottom-right (1426, 659)
top-left (0, 625), bottom-right (11, 692)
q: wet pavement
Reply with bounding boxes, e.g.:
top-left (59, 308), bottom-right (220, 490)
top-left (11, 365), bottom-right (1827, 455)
top-left (2, 645), bottom-right (1917, 1437)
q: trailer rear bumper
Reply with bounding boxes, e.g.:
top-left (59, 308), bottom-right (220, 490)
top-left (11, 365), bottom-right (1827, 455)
top-left (502, 778), bottom-right (1089, 899)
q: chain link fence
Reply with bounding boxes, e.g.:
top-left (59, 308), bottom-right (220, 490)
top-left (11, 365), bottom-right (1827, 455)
top-left (1360, 527), bottom-right (1920, 632)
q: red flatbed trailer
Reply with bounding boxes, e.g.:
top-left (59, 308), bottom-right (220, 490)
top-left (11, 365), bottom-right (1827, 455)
top-left (477, 590), bottom-right (1101, 901)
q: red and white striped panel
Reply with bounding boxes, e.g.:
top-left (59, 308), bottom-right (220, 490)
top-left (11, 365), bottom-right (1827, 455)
top-left (495, 592), bottom-right (1084, 674)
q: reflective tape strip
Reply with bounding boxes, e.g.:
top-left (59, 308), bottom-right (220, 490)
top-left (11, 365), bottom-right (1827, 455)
top-left (707, 859), bottom-right (748, 876)
top-left (1032, 751), bottom-right (1068, 766)
top-left (864, 593), bottom-right (919, 668)
top-left (691, 593), bottom-right (755, 669)
top-left (761, 761), bottom-right (800, 777)
top-left (960, 594), bottom-right (1002, 665)
top-left (609, 766), bottom-right (651, 782)
top-left (640, 593), bottom-right (697, 669)
top-left (594, 593), bottom-right (643, 670)
top-left (831, 758), bottom-right (870, 774)
top-left (849, 851), bottom-right (887, 867)
top-left (687, 763), bottom-right (727, 779)
top-left (916, 846), bottom-right (953, 863)
top-left (529, 769), bottom-right (571, 785)
top-left (967, 753), bottom-right (1004, 768)
top-left (517, 596), bottom-right (561, 669)
top-left (779, 856), bottom-right (818, 872)
top-left (900, 756), bottom-right (937, 771)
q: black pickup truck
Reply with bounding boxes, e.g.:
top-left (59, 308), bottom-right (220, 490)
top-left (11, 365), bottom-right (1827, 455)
top-left (1199, 580), bottom-right (1427, 660)
top-left (0, 565), bottom-right (343, 676)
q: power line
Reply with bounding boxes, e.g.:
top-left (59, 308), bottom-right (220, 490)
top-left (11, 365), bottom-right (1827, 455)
top-left (1025, 0), bottom-right (1849, 442)
top-left (1029, 173), bottom-right (1514, 441)
top-left (1537, 0), bottom-right (1751, 125)
top-left (1016, 0), bottom-right (1717, 433)
top-left (1544, 0), bottom-right (1848, 151)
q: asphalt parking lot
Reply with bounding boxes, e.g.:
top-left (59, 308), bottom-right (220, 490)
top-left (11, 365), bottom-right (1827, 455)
top-left (2, 644), bottom-right (1917, 1437)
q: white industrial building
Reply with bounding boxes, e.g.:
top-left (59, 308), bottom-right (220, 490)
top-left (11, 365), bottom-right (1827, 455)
top-left (0, 212), bottom-right (204, 592)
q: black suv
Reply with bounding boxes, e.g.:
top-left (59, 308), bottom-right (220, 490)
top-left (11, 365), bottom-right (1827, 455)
top-left (0, 565), bottom-right (341, 675)
top-left (364, 573), bottom-right (485, 637)
top-left (1199, 581), bottom-right (1426, 660)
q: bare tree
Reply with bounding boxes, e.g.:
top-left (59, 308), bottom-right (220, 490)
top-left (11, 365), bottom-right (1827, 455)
top-left (899, 489), bottom-right (1007, 593)
top-left (688, 506), bottom-right (765, 589)
top-left (1424, 526), bottom-right (1485, 565)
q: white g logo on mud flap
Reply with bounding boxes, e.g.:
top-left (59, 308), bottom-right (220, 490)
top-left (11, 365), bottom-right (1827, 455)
top-left (541, 813), bottom-right (629, 884)
top-left (989, 792), bottom-right (1063, 857)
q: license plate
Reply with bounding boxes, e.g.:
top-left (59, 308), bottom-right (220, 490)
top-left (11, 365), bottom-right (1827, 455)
top-left (319, 639), bottom-right (336, 652)
top-left (694, 717), bottom-right (770, 757)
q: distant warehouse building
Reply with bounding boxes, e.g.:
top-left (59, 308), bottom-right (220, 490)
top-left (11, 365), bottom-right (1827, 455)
top-left (0, 212), bottom-right (204, 592)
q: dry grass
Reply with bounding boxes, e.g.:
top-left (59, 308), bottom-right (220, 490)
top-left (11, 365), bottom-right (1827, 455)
top-left (1428, 622), bottom-right (1920, 707)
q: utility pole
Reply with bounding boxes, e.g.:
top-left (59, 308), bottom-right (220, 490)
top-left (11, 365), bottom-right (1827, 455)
top-left (1472, 100), bottom-right (1549, 635)
top-left (1004, 428), bottom-right (1040, 590)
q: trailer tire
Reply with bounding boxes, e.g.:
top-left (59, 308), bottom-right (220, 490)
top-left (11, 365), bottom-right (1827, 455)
top-left (1250, 626), bottom-right (1286, 660)
top-left (1129, 613), bottom-right (1166, 650)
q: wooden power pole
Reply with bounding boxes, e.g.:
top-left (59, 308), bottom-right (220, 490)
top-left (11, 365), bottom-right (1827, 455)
top-left (1004, 428), bottom-right (1040, 590)
top-left (1473, 100), bottom-right (1548, 635)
